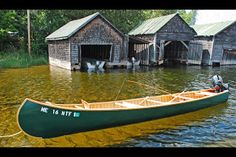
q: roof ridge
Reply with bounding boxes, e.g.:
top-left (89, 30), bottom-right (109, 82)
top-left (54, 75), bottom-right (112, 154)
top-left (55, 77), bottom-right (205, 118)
top-left (46, 12), bottom-right (124, 41)
top-left (128, 13), bottom-right (177, 35)
top-left (144, 13), bottom-right (177, 22)
top-left (69, 12), bottom-right (99, 23)
top-left (191, 20), bottom-right (236, 36)
top-left (192, 20), bottom-right (235, 27)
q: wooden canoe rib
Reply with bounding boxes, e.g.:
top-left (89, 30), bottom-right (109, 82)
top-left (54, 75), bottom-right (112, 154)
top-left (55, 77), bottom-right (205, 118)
top-left (17, 89), bottom-right (229, 138)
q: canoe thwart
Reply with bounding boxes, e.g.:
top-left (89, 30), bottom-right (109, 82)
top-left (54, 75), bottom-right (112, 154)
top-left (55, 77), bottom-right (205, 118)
top-left (146, 99), bottom-right (163, 104)
top-left (175, 96), bottom-right (194, 100)
top-left (81, 99), bottom-right (90, 109)
top-left (138, 96), bottom-right (150, 105)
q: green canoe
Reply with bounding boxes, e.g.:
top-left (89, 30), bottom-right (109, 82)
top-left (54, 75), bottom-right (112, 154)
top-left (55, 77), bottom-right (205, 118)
top-left (17, 89), bottom-right (229, 138)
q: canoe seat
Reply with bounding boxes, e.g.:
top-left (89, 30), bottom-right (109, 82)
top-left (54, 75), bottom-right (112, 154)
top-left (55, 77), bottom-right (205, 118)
top-left (175, 96), bottom-right (194, 100)
top-left (81, 99), bottom-right (90, 109)
top-left (115, 102), bottom-right (141, 108)
top-left (146, 99), bottom-right (163, 104)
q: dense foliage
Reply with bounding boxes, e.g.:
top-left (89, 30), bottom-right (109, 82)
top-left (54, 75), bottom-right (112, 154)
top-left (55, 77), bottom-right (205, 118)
top-left (0, 10), bottom-right (197, 57)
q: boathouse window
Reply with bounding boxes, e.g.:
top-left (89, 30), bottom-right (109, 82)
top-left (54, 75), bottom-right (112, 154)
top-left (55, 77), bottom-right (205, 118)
top-left (81, 45), bottom-right (111, 60)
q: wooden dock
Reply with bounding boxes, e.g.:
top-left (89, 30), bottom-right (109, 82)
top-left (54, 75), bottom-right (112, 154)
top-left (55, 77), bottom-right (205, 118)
top-left (106, 61), bottom-right (128, 68)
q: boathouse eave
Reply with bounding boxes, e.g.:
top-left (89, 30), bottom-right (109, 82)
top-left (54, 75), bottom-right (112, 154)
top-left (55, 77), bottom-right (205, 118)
top-left (193, 34), bottom-right (214, 41)
top-left (46, 36), bottom-right (69, 41)
top-left (46, 12), bottom-right (125, 42)
top-left (191, 21), bottom-right (236, 37)
top-left (45, 19), bottom-right (93, 41)
top-left (214, 21), bottom-right (236, 37)
top-left (129, 35), bottom-right (150, 44)
top-left (194, 35), bottom-right (214, 38)
top-left (128, 13), bottom-right (177, 36)
top-left (129, 13), bottom-right (197, 36)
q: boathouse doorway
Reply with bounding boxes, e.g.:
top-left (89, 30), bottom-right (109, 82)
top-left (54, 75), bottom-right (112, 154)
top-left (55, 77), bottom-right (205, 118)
top-left (163, 41), bottom-right (189, 65)
top-left (201, 50), bottom-right (210, 65)
top-left (80, 44), bottom-right (112, 69)
top-left (128, 36), bottom-right (150, 65)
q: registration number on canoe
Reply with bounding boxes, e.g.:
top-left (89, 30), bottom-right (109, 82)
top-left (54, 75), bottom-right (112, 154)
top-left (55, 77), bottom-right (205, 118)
top-left (40, 107), bottom-right (80, 118)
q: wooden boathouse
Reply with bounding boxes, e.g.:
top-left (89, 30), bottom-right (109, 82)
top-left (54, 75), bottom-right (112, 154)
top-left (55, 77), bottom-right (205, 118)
top-left (46, 12), bottom-right (128, 70)
top-left (191, 21), bottom-right (236, 66)
top-left (128, 13), bottom-right (197, 66)
top-left (128, 36), bottom-right (150, 65)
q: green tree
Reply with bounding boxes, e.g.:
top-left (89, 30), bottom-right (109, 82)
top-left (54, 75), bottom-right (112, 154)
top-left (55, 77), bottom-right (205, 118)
top-left (178, 10), bottom-right (197, 25)
top-left (0, 10), bottom-right (26, 51)
top-left (142, 10), bottom-right (177, 19)
top-left (0, 10), bottom-right (198, 55)
top-left (99, 10), bottom-right (145, 33)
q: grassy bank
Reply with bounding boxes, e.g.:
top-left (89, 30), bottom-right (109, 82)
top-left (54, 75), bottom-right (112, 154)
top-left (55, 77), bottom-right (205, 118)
top-left (0, 50), bottom-right (48, 68)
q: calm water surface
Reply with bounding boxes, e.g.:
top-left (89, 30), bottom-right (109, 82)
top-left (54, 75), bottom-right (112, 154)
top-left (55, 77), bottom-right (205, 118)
top-left (0, 65), bottom-right (236, 147)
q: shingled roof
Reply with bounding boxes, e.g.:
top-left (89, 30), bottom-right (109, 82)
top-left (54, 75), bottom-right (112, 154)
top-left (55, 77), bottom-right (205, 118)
top-left (128, 13), bottom-right (178, 35)
top-left (191, 21), bottom-right (235, 36)
top-left (46, 12), bottom-right (124, 41)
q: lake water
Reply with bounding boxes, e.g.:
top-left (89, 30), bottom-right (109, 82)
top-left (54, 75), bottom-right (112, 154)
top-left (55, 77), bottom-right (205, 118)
top-left (0, 65), bottom-right (236, 147)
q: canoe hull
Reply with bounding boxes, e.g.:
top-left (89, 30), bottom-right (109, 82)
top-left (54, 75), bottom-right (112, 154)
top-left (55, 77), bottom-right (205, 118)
top-left (17, 90), bottom-right (229, 138)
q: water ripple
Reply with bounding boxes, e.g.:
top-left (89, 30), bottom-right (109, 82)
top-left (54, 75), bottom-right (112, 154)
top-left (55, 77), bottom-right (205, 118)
top-left (0, 65), bottom-right (236, 147)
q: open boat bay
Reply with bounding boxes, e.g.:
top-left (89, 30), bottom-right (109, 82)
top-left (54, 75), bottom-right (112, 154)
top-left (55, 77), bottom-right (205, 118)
top-left (0, 65), bottom-right (236, 147)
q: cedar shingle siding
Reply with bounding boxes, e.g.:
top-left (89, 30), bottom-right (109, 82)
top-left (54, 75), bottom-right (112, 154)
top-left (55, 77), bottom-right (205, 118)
top-left (46, 12), bottom-right (127, 70)
top-left (46, 12), bottom-right (236, 69)
top-left (192, 21), bottom-right (236, 65)
top-left (69, 17), bottom-right (125, 63)
top-left (129, 13), bottom-right (197, 65)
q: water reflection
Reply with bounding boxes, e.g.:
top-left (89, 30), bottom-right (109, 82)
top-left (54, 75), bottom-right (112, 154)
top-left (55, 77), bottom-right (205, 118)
top-left (49, 65), bottom-right (72, 84)
top-left (0, 65), bottom-right (236, 147)
top-left (49, 102), bottom-right (228, 147)
top-left (86, 68), bottom-right (105, 74)
top-left (114, 103), bottom-right (229, 147)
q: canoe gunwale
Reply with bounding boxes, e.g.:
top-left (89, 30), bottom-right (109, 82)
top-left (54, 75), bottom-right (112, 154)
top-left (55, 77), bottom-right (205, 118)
top-left (16, 89), bottom-right (229, 138)
top-left (19, 89), bottom-right (229, 112)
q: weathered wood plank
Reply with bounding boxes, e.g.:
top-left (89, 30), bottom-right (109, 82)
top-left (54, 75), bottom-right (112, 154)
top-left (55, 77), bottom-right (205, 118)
top-left (194, 22), bottom-right (236, 65)
top-left (71, 43), bottom-right (78, 64)
top-left (187, 41), bottom-right (203, 65)
top-left (158, 15), bottom-right (196, 36)
top-left (48, 15), bottom-right (126, 70)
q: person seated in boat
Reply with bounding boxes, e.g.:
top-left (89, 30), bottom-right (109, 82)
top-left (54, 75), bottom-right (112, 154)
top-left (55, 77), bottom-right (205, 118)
top-left (211, 75), bottom-right (228, 92)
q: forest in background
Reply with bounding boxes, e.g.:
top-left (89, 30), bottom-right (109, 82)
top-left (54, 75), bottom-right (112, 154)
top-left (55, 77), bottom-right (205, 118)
top-left (0, 10), bottom-right (197, 68)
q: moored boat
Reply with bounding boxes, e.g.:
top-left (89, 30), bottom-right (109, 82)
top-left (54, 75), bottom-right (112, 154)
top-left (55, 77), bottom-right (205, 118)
top-left (17, 89), bottom-right (229, 138)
